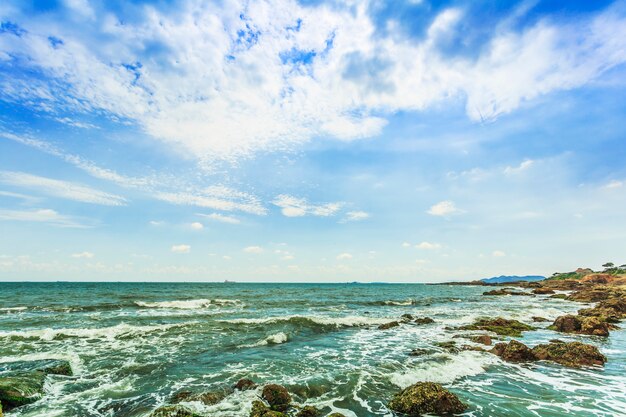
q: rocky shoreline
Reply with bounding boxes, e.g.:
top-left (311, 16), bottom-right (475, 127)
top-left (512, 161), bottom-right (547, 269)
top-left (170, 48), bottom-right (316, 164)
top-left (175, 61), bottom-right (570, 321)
top-left (1, 267), bottom-right (624, 416)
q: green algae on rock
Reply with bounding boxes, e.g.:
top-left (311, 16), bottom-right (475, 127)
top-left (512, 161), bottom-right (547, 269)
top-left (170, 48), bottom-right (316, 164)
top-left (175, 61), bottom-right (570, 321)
top-left (250, 400), bottom-right (287, 417)
top-left (0, 372), bottom-right (45, 411)
top-left (491, 340), bottom-right (536, 362)
top-left (388, 382), bottom-right (467, 416)
top-left (262, 384), bottom-right (291, 411)
top-left (295, 405), bottom-right (320, 417)
top-left (171, 389), bottom-right (227, 406)
top-left (532, 341), bottom-right (606, 367)
top-left (549, 314), bottom-right (610, 337)
top-left (458, 317), bottom-right (535, 336)
top-left (149, 404), bottom-right (202, 417)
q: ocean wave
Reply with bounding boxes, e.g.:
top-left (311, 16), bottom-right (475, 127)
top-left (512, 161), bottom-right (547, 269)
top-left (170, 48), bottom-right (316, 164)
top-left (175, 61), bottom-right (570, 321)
top-left (222, 315), bottom-right (391, 329)
top-left (242, 332), bottom-right (289, 348)
top-left (0, 322), bottom-right (190, 341)
top-left (380, 299), bottom-right (415, 306)
top-left (389, 351), bottom-right (499, 387)
top-left (0, 306), bottom-right (27, 312)
top-left (135, 298), bottom-right (242, 309)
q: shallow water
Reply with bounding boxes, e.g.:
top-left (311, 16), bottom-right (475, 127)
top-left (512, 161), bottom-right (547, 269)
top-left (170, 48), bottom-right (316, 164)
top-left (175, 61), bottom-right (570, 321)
top-left (0, 282), bottom-right (624, 417)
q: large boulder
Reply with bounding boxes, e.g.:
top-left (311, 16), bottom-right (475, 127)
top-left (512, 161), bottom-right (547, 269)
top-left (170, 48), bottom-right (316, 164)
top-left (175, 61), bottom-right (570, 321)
top-left (261, 384), bottom-right (291, 411)
top-left (388, 382), bottom-right (467, 415)
top-left (490, 340), bottom-right (536, 363)
top-left (532, 288), bottom-right (555, 295)
top-left (234, 378), bottom-right (257, 391)
top-left (295, 405), bottom-right (319, 417)
top-left (414, 317), bottom-right (435, 325)
top-left (550, 315), bottom-right (609, 336)
top-left (551, 315), bottom-right (581, 332)
top-left (532, 341), bottom-right (606, 367)
top-left (0, 372), bottom-right (45, 411)
top-left (378, 321), bottom-right (400, 330)
top-left (470, 335), bottom-right (492, 345)
top-left (250, 400), bottom-right (287, 417)
top-left (150, 405), bottom-right (201, 417)
top-left (458, 317), bottom-right (535, 337)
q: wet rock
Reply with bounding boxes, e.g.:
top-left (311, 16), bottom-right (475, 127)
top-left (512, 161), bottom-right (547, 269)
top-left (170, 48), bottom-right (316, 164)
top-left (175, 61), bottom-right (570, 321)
top-left (250, 400), bottom-right (286, 417)
top-left (550, 315), bottom-right (609, 337)
top-left (532, 316), bottom-right (550, 322)
top-left (171, 389), bottom-right (227, 406)
top-left (532, 341), bottom-right (606, 367)
top-left (483, 289), bottom-right (532, 296)
top-left (532, 288), bottom-right (555, 295)
top-left (491, 340), bottom-right (536, 362)
top-left (295, 405), bottom-right (319, 417)
top-left (149, 405), bottom-right (201, 417)
top-left (470, 335), bottom-right (492, 345)
top-left (549, 294), bottom-right (567, 299)
top-left (235, 378), bottom-right (258, 391)
top-left (40, 360), bottom-right (73, 376)
top-left (327, 414), bottom-right (347, 417)
top-left (408, 348), bottom-right (430, 357)
top-left (0, 372), bottom-right (45, 411)
top-left (414, 317), bottom-right (435, 325)
top-left (461, 345), bottom-right (487, 352)
top-left (400, 314), bottom-right (415, 322)
top-left (378, 321), bottom-right (400, 330)
top-left (262, 384), bottom-right (291, 411)
top-left (458, 317), bottom-right (535, 337)
top-left (434, 341), bottom-right (458, 353)
top-left (388, 382), bottom-right (467, 415)
top-left (566, 287), bottom-right (623, 303)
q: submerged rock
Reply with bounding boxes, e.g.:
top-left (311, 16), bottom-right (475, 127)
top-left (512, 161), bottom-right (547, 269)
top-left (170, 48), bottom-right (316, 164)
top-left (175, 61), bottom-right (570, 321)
top-left (490, 340), bottom-right (535, 362)
top-left (408, 348), bottom-right (430, 357)
top-left (458, 317), bottom-right (535, 337)
top-left (414, 317), bottom-right (435, 325)
top-left (235, 378), bottom-right (258, 391)
top-left (388, 382), bottom-right (467, 416)
top-left (171, 389), bottom-right (227, 405)
top-left (149, 405), bottom-right (202, 417)
top-left (262, 384), bottom-right (291, 411)
top-left (532, 316), bottom-right (550, 322)
top-left (434, 341), bottom-right (458, 353)
top-left (470, 335), bottom-right (492, 345)
top-left (400, 314), bottom-right (415, 322)
top-left (378, 321), bottom-right (400, 330)
top-left (295, 405), bottom-right (319, 417)
top-left (532, 341), bottom-right (606, 367)
top-left (0, 372), bottom-right (45, 411)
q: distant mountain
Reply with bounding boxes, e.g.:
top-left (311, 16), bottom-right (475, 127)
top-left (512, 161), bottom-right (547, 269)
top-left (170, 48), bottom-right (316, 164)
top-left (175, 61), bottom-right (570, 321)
top-left (481, 275), bottom-right (545, 284)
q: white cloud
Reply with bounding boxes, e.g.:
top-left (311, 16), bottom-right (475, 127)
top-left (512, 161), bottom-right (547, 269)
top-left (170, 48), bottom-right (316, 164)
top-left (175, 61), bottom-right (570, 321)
top-left (603, 180), bottom-right (623, 189)
top-left (71, 251), bottom-right (94, 258)
top-left (222, 255), bottom-right (232, 260)
top-left (3, 2), bottom-right (622, 161)
top-left (492, 250), bottom-right (506, 257)
top-left (171, 244), bottom-right (191, 254)
top-left (0, 171), bottom-right (126, 206)
top-left (281, 255), bottom-right (295, 261)
top-left (190, 222), bottom-right (204, 230)
top-left (197, 213), bottom-right (241, 224)
top-left (273, 194), bottom-right (343, 217)
top-left (243, 246), bottom-right (264, 254)
top-left (416, 241), bottom-right (441, 250)
top-left (149, 220), bottom-right (164, 226)
top-left (0, 208), bottom-right (88, 228)
top-left (427, 200), bottom-right (461, 216)
top-left (156, 187), bottom-right (266, 215)
top-left (402, 242), bottom-right (412, 248)
top-left (342, 211), bottom-right (370, 222)
top-left (336, 253), bottom-right (353, 260)
top-left (504, 159), bottom-right (534, 175)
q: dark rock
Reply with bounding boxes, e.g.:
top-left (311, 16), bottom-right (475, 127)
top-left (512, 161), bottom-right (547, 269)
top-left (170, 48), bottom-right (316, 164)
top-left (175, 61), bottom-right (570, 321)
top-left (378, 321), bottom-right (400, 330)
top-left (483, 289), bottom-right (532, 296)
top-left (470, 335), bottom-right (492, 345)
top-left (458, 317), bottom-right (535, 337)
top-left (295, 405), bottom-right (319, 417)
top-left (434, 341), bottom-right (458, 352)
top-left (400, 314), bottom-right (415, 322)
top-left (262, 384), bottom-right (291, 411)
top-left (532, 288), bottom-right (555, 295)
top-left (414, 317), bottom-right (435, 325)
top-left (490, 340), bottom-right (536, 363)
top-left (549, 294), bottom-right (567, 299)
top-left (532, 341), bottom-right (606, 367)
top-left (550, 315), bottom-right (609, 337)
top-left (408, 348), bottom-right (430, 357)
top-left (551, 315), bottom-right (581, 333)
top-left (149, 405), bottom-right (201, 417)
top-left (327, 414), bottom-right (347, 417)
top-left (234, 378), bottom-right (257, 391)
top-left (0, 372), bottom-right (45, 411)
top-left (532, 316), bottom-right (550, 322)
top-left (388, 382), bottom-right (467, 415)
top-left (171, 389), bottom-right (226, 406)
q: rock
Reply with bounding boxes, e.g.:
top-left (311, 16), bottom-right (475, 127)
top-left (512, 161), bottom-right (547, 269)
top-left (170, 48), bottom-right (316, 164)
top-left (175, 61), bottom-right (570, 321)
top-left (408, 348), bottom-right (430, 356)
top-left (532, 288), bottom-right (555, 295)
top-left (458, 317), bottom-right (535, 337)
top-left (378, 321), bottom-right (400, 330)
top-left (414, 317), bottom-right (435, 325)
top-left (400, 314), bottom-right (415, 322)
top-left (532, 316), bottom-right (550, 322)
top-left (388, 382), bottom-right (467, 415)
top-left (434, 341), bottom-right (458, 352)
top-left (549, 294), bottom-right (567, 299)
top-left (1, 400), bottom-right (3, 417)
top-left (235, 378), bottom-right (257, 391)
top-left (295, 405), bottom-right (319, 417)
top-left (0, 372), bottom-right (45, 411)
top-left (149, 405), bottom-right (201, 417)
top-left (327, 414), bottom-right (347, 417)
top-left (171, 389), bottom-right (226, 405)
top-left (532, 341), bottom-right (606, 367)
top-left (262, 384), bottom-right (291, 411)
top-left (483, 289), bottom-right (532, 296)
top-left (490, 340), bottom-right (536, 363)
top-left (461, 345), bottom-right (487, 352)
top-left (40, 360), bottom-right (73, 376)
top-left (550, 315), bottom-right (609, 337)
top-left (470, 335), bottom-right (492, 345)
top-left (0, 359), bottom-right (73, 377)
top-left (566, 287), bottom-right (623, 303)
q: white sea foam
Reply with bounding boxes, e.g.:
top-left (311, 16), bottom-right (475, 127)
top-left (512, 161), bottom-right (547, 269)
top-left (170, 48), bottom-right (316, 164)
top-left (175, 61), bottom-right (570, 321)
top-left (135, 298), bottom-right (241, 309)
top-left (383, 299), bottom-right (414, 306)
top-left (0, 322), bottom-right (189, 341)
top-left (242, 332), bottom-right (289, 348)
top-left (223, 315), bottom-right (390, 327)
top-left (389, 351), bottom-right (499, 387)
top-left (0, 306), bottom-right (27, 312)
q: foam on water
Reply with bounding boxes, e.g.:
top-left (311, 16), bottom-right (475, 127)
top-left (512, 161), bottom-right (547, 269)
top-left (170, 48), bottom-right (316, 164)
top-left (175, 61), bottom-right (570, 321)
top-left (0, 322), bottom-right (190, 341)
top-left (135, 298), bottom-right (242, 309)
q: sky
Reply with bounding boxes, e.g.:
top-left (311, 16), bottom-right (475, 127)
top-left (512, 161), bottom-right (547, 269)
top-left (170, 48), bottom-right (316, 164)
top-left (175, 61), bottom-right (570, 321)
top-left (0, 0), bottom-right (625, 282)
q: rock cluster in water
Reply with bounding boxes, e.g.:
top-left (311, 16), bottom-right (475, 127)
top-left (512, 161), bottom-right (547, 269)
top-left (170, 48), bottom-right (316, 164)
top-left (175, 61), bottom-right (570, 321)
top-left (388, 382), bottom-right (467, 415)
top-left (491, 340), bottom-right (606, 367)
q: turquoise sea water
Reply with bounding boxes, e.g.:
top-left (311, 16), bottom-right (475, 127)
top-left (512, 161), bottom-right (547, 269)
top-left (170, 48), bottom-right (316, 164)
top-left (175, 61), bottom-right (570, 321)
top-left (0, 282), bottom-right (625, 417)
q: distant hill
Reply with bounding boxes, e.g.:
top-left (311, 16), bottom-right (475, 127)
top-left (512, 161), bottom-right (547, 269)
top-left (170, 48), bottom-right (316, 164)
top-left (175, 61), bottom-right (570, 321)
top-left (481, 275), bottom-right (545, 284)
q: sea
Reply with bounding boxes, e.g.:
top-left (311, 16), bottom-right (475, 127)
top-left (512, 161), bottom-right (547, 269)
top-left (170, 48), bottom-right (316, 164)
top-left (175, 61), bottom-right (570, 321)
top-left (0, 282), bottom-right (625, 417)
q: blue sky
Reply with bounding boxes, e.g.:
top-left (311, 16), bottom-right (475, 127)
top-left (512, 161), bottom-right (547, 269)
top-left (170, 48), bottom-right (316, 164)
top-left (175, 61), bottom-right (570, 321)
top-left (0, 0), bottom-right (625, 282)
